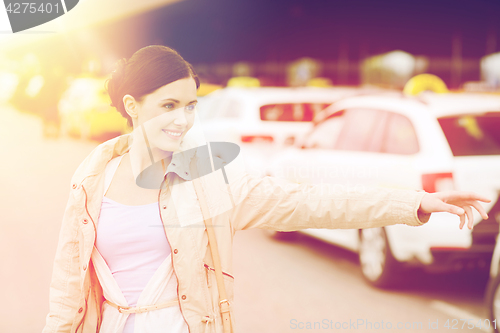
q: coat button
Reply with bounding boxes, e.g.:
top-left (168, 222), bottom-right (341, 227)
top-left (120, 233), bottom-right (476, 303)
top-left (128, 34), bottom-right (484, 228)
top-left (163, 205), bottom-right (167, 209)
top-left (174, 249), bottom-right (178, 254)
top-left (82, 219), bottom-right (88, 224)
top-left (83, 264), bottom-right (87, 271)
top-left (185, 172), bottom-right (188, 175)
top-left (172, 163), bottom-right (176, 166)
top-left (78, 307), bottom-right (83, 313)
top-left (72, 184), bottom-right (77, 189)
top-left (181, 295), bottom-right (186, 300)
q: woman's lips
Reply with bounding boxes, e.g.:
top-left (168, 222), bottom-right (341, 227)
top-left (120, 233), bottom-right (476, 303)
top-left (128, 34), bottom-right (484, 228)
top-left (162, 129), bottom-right (183, 140)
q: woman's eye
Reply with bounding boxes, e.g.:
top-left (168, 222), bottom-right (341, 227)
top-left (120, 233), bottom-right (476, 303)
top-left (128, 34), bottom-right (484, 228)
top-left (163, 103), bottom-right (175, 110)
top-left (185, 104), bottom-right (196, 112)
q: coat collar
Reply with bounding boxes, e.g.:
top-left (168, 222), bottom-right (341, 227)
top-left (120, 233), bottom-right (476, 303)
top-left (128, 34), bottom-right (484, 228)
top-left (71, 121), bottom-right (205, 186)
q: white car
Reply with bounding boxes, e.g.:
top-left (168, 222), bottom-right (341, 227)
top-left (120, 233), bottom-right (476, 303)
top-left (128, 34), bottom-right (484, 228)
top-left (197, 86), bottom-right (371, 176)
top-left (267, 91), bottom-right (500, 287)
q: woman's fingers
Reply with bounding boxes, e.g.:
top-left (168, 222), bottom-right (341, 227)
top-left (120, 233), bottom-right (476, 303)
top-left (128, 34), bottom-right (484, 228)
top-left (465, 200), bottom-right (489, 220)
top-left (459, 212), bottom-right (466, 229)
top-left (422, 191), bottom-right (491, 230)
top-left (434, 199), bottom-right (465, 215)
top-left (420, 192), bottom-right (491, 229)
top-left (436, 192), bottom-right (490, 220)
top-left (464, 205), bottom-right (474, 230)
top-left (439, 191), bottom-right (491, 204)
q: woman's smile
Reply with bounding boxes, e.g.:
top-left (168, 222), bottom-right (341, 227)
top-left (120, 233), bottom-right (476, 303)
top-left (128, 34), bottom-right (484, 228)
top-left (162, 129), bottom-right (183, 140)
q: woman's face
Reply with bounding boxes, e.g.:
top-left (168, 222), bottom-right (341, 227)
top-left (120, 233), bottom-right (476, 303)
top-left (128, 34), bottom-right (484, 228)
top-left (133, 77), bottom-right (198, 153)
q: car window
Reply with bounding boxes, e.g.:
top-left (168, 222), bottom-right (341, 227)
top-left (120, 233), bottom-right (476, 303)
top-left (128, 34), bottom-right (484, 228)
top-left (303, 111), bottom-right (346, 149)
top-left (305, 103), bottom-right (331, 119)
top-left (334, 109), bottom-right (386, 152)
top-left (382, 112), bottom-right (419, 154)
top-left (260, 103), bottom-right (328, 122)
top-left (438, 112), bottom-right (500, 156)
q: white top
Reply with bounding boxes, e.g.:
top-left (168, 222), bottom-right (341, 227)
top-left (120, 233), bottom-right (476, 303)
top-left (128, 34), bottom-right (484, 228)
top-left (92, 154), bottom-right (189, 333)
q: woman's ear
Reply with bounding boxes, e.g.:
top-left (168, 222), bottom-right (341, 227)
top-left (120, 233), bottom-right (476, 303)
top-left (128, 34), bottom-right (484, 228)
top-left (123, 94), bottom-right (139, 120)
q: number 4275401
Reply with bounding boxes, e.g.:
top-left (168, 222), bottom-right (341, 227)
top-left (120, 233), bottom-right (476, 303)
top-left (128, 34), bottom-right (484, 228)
top-left (6, 2), bottom-right (60, 14)
top-left (444, 319), bottom-right (496, 330)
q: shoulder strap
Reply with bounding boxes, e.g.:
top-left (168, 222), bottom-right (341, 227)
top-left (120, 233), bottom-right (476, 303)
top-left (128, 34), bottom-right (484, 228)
top-left (191, 176), bottom-right (233, 333)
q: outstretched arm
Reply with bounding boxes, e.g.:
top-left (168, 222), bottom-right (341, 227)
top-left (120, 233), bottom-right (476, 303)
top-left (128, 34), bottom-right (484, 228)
top-left (228, 172), bottom-right (491, 232)
top-left (418, 191), bottom-right (491, 230)
top-left (229, 173), bottom-right (431, 232)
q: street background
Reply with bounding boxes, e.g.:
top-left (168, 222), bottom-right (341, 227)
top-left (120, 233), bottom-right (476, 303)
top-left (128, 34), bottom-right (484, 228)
top-left (0, 107), bottom-right (491, 332)
top-left (1, 0), bottom-right (500, 332)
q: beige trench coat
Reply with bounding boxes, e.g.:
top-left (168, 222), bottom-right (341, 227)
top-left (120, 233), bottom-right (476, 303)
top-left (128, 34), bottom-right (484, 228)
top-left (42, 133), bottom-right (429, 333)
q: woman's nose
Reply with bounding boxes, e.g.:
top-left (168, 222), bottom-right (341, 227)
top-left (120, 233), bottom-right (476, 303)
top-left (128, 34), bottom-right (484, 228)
top-left (173, 108), bottom-right (188, 126)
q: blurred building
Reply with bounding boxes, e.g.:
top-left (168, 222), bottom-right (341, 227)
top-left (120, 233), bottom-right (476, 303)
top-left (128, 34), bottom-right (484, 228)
top-left (2, 0), bottom-right (499, 93)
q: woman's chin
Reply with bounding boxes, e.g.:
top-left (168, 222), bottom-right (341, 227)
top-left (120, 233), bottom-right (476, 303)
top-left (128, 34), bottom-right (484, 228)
top-left (154, 141), bottom-right (181, 154)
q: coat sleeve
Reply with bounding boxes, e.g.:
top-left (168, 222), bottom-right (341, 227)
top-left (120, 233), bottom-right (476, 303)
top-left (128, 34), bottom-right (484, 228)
top-left (228, 172), bottom-right (430, 232)
top-left (42, 188), bottom-right (83, 333)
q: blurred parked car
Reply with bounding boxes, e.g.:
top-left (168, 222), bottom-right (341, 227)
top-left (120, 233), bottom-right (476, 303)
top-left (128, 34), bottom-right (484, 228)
top-left (267, 91), bottom-right (500, 287)
top-left (197, 86), bottom-right (372, 176)
top-left (58, 77), bottom-right (130, 141)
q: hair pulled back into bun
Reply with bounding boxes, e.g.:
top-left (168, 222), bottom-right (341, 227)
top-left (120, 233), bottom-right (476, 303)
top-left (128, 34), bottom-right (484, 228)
top-left (107, 58), bottom-right (127, 108)
top-left (105, 45), bottom-right (200, 127)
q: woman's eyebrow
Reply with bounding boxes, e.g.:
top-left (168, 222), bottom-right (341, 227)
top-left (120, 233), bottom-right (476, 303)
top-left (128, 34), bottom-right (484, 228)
top-left (160, 98), bottom-right (198, 104)
top-left (160, 98), bottom-right (180, 103)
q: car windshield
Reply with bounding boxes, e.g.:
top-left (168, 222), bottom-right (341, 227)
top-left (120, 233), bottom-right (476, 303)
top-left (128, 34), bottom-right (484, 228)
top-left (438, 112), bottom-right (500, 156)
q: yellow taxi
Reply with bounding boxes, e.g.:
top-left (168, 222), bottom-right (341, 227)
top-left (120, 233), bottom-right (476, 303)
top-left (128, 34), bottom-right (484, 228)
top-left (58, 76), bottom-right (130, 141)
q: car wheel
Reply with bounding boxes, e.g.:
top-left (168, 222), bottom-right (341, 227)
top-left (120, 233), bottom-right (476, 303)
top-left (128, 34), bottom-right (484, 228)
top-left (359, 227), bottom-right (399, 288)
top-left (487, 272), bottom-right (500, 333)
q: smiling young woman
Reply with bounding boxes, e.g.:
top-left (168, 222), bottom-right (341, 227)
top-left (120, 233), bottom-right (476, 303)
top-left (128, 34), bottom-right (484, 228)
top-left (42, 45), bottom-right (490, 333)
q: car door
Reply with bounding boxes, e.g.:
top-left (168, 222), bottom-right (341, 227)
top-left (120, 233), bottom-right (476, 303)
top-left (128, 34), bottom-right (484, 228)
top-left (294, 108), bottom-right (387, 251)
top-left (332, 109), bottom-right (422, 254)
top-left (373, 111), bottom-right (421, 190)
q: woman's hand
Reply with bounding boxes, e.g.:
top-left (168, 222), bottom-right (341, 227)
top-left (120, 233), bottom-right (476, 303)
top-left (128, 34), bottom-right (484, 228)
top-left (419, 191), bottom-right (491, 230)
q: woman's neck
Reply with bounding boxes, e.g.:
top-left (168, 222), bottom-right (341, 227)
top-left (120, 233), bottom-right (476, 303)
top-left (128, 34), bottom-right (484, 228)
top-left (127, 131), bottom-right (173, 189)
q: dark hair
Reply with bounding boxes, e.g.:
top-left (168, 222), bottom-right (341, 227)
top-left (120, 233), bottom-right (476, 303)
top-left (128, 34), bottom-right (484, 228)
top-left (106, 45), bottom-right (200, 127)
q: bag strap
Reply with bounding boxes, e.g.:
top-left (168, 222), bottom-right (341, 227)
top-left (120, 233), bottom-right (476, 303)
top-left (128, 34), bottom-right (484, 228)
top-left (191, 177), bottom-right (233, 333)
